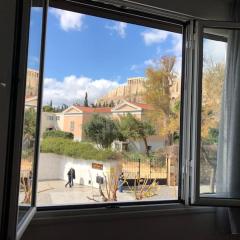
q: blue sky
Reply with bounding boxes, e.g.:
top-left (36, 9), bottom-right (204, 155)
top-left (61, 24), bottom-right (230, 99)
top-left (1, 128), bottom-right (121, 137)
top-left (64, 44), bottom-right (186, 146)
top-left (28, 7), bottom-right (183, 106)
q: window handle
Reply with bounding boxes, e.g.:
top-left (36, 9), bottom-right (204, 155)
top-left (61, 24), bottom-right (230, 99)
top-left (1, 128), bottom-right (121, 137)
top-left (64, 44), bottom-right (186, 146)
top-left (0, 82), bottom-right (6, 88)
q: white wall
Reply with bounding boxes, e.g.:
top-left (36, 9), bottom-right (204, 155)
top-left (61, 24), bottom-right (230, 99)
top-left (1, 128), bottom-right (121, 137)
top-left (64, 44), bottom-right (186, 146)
top-left (38, 153), bottom-right (122, 188)
top-left (54, 113), bottom-right (64, 130)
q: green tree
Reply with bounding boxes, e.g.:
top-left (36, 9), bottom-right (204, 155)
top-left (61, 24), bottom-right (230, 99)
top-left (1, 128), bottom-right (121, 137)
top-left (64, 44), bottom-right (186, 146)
top-left (109, 100), bottom-right (115, 107)
top-left (84, 92), bottom-right (89, 107)
top-left (23, 108), bottom-right (36, 145)
top-left (42, 105), bottom-right (54, 112)
top-left (84, 114), bottom-right (120, 148)
top-left (201, 61), bottom-right (224, 140)
top-left (61, 104), bottom-right (68, 111)
top-left (73, 99), bottom-right (81, 105)
top-left (118, 113), bottom-right (155, 156)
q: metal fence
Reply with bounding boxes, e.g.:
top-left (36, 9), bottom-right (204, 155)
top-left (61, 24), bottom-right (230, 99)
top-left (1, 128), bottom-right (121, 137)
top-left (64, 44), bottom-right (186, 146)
top-left (122, 156), bottom-right (168, 185)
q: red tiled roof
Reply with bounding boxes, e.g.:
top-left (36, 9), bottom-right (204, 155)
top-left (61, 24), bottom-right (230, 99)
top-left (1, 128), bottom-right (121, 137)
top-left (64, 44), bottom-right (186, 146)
top-left (74, 105), bottom-right (112, 113)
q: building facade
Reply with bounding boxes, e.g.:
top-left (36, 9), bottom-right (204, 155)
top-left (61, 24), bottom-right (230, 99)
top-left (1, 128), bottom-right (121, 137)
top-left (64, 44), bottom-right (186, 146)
top-left (40, 101), bottom-right (164, 153)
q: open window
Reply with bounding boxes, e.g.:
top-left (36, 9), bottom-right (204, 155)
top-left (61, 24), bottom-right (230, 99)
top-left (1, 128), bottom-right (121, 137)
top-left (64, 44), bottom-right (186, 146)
top-left (1, 1), bottom-right (189, 238)
top-left (3, 2), bottom-right (186, 238)
top-left (7, 0), bottom-right (240, 238)
top-left (191, 20), bottom-right (240, 206)
top-left (4, 0), bottom-right (49, 239)
top-left (35, 0), bottom-right (185, 208)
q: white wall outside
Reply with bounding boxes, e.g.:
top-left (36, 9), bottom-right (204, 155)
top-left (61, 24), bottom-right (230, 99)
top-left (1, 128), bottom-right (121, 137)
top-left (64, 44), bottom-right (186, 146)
top-left (38, 153), bottom-right (122, 188)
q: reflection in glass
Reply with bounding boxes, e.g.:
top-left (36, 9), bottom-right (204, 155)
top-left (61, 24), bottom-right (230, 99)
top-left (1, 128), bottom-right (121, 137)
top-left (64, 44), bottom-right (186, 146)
top-left (200, 34), bottom-right (227, 195)
top-left (18, 7), bottom-right (43, 223)
top-left (200, 28), bottom-right (240, 198)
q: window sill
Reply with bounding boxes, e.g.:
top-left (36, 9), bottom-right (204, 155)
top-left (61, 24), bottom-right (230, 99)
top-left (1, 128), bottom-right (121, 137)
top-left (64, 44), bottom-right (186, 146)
top-left (32, 203), bottom-right (216, 225)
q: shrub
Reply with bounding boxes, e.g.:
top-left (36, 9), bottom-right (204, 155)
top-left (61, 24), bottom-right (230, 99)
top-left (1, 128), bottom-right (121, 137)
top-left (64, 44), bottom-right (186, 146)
top-left (43, 130), bottom-right (74, 139)
top-left (40, 138), bottom-right (119, 161)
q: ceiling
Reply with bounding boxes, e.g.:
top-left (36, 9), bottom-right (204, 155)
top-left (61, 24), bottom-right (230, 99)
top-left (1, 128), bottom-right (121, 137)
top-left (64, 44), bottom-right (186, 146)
top-left (126, 0), bottom-right (234, 21)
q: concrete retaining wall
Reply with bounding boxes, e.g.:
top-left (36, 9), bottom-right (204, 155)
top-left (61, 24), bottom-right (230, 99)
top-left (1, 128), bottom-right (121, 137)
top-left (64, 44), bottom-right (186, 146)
top-left (38, 153), bottom-right (121, 188)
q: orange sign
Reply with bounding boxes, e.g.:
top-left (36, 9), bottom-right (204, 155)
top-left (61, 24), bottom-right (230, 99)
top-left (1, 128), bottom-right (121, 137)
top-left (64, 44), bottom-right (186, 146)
top-left (92, 163), bottom-right (103, 170)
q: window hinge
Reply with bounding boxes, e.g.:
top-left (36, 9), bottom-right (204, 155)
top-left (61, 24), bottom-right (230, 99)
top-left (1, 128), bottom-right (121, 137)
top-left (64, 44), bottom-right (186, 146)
top-left (189, 160), bottom-right (193, 176)
top-left (185, 159), bottom-right (193, 176)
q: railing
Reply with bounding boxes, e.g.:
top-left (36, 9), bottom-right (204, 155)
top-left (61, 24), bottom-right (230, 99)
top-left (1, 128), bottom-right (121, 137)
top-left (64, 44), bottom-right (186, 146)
top-left (122, 156), bottom-right (168, 184)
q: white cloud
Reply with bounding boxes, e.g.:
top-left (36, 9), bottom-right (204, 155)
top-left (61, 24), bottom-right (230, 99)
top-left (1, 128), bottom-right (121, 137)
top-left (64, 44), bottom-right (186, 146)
top-left (170, 33), bottom-right (182, 57)
top-left (141, 29), bottom-right (169, 45)
top-left (165, 33), bottom-right (182, 75)
top-left (130, 59), bottom-right (159, 73)
top-left (130, 64), bottom-right (139, 71)
top-left (140, 29), bottom-right (182, 75)
top-left (144, 59), bottom-right (159, 68)
top-left (203, 39), bottom-right (227, 63)
top-left (50, 8), bottom-right (84, 31)
top-left (106, 22), bottom-right (127, 38)
top-left (141, 29), bottom-right (182, 56)
top-left (131, 55), bottom-right (182, 76)
top-left (43, 75), bottom-right (120, 106)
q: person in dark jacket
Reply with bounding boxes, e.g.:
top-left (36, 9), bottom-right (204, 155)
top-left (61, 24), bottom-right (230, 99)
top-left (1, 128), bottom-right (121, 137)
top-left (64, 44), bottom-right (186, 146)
top-left (65, 168), bottom-right (75, 188)
top-left (70, 168), bottom-right (75, 187)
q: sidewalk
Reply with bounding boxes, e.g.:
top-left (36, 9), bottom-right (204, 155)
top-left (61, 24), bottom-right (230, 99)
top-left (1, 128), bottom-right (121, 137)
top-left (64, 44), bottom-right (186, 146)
top-left (37, 180), bottom-right (178, 206)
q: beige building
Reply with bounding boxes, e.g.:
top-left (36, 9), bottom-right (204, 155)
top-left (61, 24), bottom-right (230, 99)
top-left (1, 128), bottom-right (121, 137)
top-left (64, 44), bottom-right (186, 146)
top-left (111, 101), bottom-right (153, 120)
top-left (40, 101), bottom-right (154, 141)
top-left (63, 101), bottom-right (150, 141)
top-left (61, 106), bottom-right (112, 141)
top-left (26, 69), bottom-right (39, 98)
top-left (39, 101), bottom-right (163, 152)
top-left (40, 112), bottom-right (63, 137)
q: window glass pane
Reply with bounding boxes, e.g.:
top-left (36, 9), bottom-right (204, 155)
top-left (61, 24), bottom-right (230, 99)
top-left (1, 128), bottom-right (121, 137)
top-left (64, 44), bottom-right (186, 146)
top-left (37, 8), bottom-right (182, 206)
top-left (200, 27), bottom-right (240, 198)
top-left (18, 6), bottom-right (43, 222)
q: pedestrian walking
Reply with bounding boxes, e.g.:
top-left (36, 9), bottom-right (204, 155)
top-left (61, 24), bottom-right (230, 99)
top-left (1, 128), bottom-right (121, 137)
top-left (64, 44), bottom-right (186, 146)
top-left (65, 168), bottom-right (74, 188)
top-left (118, 172), bottom-right (124, 193)
top-left (71, 168), bottom-right (75, 187)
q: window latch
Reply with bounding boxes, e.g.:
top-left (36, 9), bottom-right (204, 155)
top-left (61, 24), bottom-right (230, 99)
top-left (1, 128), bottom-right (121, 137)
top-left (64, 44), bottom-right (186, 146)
top-left (105, 204), bottom-right (120, 209)
top-left (0, 82), bottom-right (6, 88)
